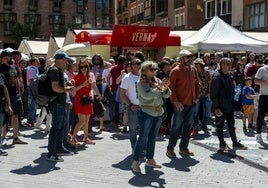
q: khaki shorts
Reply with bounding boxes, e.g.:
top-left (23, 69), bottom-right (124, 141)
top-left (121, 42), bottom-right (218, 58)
top-left (243, 105), bottom-right (254, 115)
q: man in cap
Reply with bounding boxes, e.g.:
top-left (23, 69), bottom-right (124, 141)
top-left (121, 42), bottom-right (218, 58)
top-left (0, 50), bottom-right (27, 145)
top-left (46, 51), bottom-right (75, 162)
top-left (244, 52), bottom-right (256, 75)
top-left (210, 57), bottom-right (247, 150)
top-left (193, 58), bottom-right (212, 133)
top-left (166, 50), bottom-right (200, 158)
top-left (214, 51), bottom-right (224, 71)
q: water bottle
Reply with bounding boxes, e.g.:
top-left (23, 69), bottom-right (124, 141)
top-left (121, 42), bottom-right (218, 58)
top-left (234, 84), bottom-right (241, 102)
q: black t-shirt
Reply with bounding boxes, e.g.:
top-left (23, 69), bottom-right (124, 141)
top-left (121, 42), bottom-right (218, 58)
top-left (47, 65), bottom-right (66, 104)
top-left (0, 63), bottom-right (20, 97)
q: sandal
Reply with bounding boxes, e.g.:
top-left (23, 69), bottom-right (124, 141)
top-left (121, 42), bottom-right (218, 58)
top-left (83, 138), bottom-right (96, 145)
top-left (72, 138), bottom-right (80, 145)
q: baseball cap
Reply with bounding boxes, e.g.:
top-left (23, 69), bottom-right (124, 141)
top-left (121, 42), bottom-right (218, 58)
top-left (0, 50), bottom-right (11, 58)
top-left (249, 52), bottom-right (255, 57)
top-left (215, 51), bottom-right (224, 58)
top-left (54, 51), bottom-right (72, 61)
top-left (179, 50), bottom-right (192, 57)
top-left (193, 58), bottom-right (205, 65)
top-left (204, 52), bottom-right (210, 57)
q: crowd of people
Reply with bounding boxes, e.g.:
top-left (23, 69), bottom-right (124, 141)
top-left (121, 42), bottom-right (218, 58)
top-left (0, 48), bottom-right (268, 173)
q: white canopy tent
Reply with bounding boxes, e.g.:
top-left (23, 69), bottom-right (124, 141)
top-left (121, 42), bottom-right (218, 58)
top-left (182, 16), bottom-right (268, 53)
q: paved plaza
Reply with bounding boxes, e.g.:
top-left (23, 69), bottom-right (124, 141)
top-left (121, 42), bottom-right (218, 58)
top-left (0, 117), bottom-right (268, 188)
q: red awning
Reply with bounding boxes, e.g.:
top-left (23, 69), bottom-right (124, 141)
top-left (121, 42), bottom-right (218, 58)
top-left (75, 31), bottom-right (112, 45)
top-left (167, 34), bottom-right (181, 46)
top-left (111, 25), bottom-right (173, 48)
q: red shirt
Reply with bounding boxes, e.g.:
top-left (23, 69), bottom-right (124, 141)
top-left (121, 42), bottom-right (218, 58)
top-left (169, 64), bottom-right (200, 106)
top-left (246, 64), bottom-right (262, 78)
top-left (109, 63), bottom-right (124, 92)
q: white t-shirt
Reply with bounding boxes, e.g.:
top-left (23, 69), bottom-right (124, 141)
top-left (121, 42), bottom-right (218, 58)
top-left (120, 72), bottom-right (139, 105)
top-left (102, 67), bottom-right (112, 85)
top-left (255, 65), bottom-right (268, 95)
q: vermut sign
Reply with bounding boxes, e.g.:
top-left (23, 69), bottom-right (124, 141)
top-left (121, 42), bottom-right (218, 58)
top-left (111, 25), bottom-right (172, 48)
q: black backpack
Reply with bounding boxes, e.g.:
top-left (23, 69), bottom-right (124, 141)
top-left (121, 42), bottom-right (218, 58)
top-left (29, 68), bottom-right (56, 106)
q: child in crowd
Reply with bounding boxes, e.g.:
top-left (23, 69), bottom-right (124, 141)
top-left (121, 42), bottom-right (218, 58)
top-left (242, 77), bottom-right (256, 132)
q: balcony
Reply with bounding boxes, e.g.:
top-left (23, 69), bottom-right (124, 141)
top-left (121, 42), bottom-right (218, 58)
top-left (53, 7), bottom-right (62, 13)
top-left (130, 16), bottom-right (136, 24)
top-left (137, 13), bottom-right (144, 22)
top-left (122, 6), bottom-right (128, 14)
top-left (144, 7), bottom-right (155, 20)
top-left (117, 7), bottom-right (122, 15)
top-left (3, 4), bottom-right (13, 10)
top-left (28, 6), bottom-right (37, 11)
top-left (156, 0), bottom-right (168, 17)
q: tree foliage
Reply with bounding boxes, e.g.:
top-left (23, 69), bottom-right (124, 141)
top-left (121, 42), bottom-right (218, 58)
top-left (10, 23), bottom-right (40, 48)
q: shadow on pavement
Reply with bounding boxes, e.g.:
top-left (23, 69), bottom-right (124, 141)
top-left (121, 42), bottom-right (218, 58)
top-left (10, 153), bottom-right (60, 175)
top-left (259, 142), bottom-right (268, 150)
top-left (23, 130), bottom-right (49, 140)
top-left (112, 154), bottom-right (133, 171)
top-left (110, 133), bottom-right (129, 140)
top-left (210, 152), bottom-right (235, 163)
top-left (163, 156), bottom-right (199, 172)
top-left (129, 168), bottom-right (166, 188)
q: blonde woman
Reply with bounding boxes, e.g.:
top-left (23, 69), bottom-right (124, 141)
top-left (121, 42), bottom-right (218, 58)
top-left (131, 61), bottom-right (171, 173)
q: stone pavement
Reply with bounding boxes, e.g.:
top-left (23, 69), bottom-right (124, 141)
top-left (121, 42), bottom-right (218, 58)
top-left (0, 118), bottom-right (268, 188)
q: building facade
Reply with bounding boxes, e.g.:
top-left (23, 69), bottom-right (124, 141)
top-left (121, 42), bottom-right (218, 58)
top-left (0, 0), bottom-right (114, 48)
top-left (115, 0), bottom-right (205, 29)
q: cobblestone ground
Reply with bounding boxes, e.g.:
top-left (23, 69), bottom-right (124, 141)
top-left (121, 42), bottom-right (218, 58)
top-left (0, 117), bottom-right (268, 188)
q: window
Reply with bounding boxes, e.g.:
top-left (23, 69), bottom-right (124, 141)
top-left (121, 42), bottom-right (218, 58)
top-left (249, 2), bottom-right (266, 29)
top-left (24, 14), bottom-right (41, 24)
top-left (53, 0), bottom-right (62, 12)
top-left (175, 13), bottom-right (185, 27)
top-left (160, 17), bottom-right (168, 26)
top-left (206, 0), bottom-right (216, 18)
top-left (49, 15), bottom-right (65, 25)
top-left (222, 0), bottom-right (231, 15)
top-left (4, 0), bottom-right (13, 5)
top-left (174, 0), bottom-right (184, 9)
top-left (0, 13), bottom-right (17, 23)
top-left (29, 0), bottom-right (38, 7)
top-left (77, 0), bottom-right (84, 13)
top-left (4, 23), bottom-right (15, 34)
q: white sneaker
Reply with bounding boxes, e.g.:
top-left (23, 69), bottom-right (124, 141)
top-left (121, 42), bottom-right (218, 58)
top-left (44, 126), bottom-right (51, 132)
top-left (34, 124), bottom-right (43, 130)
top-left (131, 160), bottom-right (141, 173)
top-left (145, 159), bottom-right (162, 168)
top-left (266, 132), bottom-right (268, 141)
top-left (2, 138), bottom-right (7, 146)
top-left (256, 134), bottom-right (263, 143)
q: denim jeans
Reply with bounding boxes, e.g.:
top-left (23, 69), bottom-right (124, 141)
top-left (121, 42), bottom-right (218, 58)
top-left (167, 104), bottom-right (196, 151)
top-left (133, 110), bottom-right (162, 161)
top-left (48, 103), bottom-right (66, 155)
top-left (27, 87), bottom-right (37, 123)
top-left (193, 95), bottom-right (212, 128)
top-left (126, 105), bottom-right (140, 150)
top-left (108, 91), bottom-right (120, 124)
top-left (0, 112), bottom-right (4, 150)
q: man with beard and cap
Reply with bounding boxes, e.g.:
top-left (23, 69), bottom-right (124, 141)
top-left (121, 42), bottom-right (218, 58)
top-left (0, 50), bottom-right (27, 145)
top-left (166, 50), bottom-right (201, 158)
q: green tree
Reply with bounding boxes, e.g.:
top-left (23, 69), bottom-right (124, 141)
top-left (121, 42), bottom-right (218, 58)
top-left (10, 23), bottom-right (40, 48)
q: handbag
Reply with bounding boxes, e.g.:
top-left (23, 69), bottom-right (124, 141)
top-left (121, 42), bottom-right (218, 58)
top-left (80, 96), bottom-right (93, 106)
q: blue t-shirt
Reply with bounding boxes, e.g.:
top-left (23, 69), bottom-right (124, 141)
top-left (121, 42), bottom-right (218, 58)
top-left (242, 86), bottom-right (255, 105)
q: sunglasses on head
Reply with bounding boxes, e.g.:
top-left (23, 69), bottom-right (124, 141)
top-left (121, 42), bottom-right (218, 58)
top-left (149, 68), bottom-right (158, 72)
top-left (79, 65), bottom-right (88, 69)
